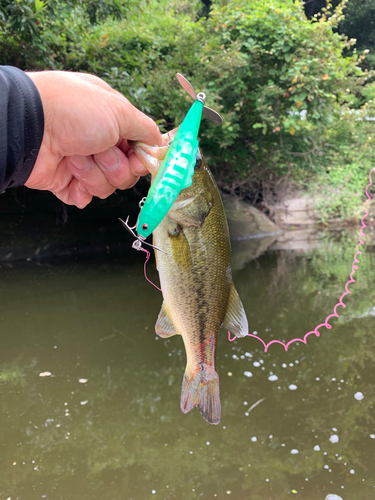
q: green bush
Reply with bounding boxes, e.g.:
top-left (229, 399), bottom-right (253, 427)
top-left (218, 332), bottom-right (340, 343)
top-left (0, 0), bottom-right (373, 222)
top-left (308, 101), bottom-right (375, 223)
top-left (65, 0), bottom-right (373, 219)
top-left (0, 0), bottom-right (127, 69)
top-left (335, 0), bottom-right (375, 71)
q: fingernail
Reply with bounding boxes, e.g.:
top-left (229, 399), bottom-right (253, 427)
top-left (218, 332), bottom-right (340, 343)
top-left (70, 155), bottom-right (91, 171)
top-left (95, 147), bottom-right (121, 172)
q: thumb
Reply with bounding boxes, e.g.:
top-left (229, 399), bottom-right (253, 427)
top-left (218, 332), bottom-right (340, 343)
top-left (111, 93), bottom-right (162, 147)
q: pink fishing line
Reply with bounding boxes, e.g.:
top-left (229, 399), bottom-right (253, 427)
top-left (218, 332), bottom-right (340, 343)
top-left (140, 248), bottom-right (162, 291)
top-left (141, 168), bottom-right (374, 353)
top-left (229, 167), bottom-right (375, 352)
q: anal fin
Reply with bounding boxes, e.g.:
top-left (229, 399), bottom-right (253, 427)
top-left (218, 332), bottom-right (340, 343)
top-left (155, 302), bottom-right (179, 339)
top-left (222, 282), bottom-right (249, 338)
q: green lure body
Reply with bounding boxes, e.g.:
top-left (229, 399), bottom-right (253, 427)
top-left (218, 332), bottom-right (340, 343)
top-left (136, 99), bottom-right (204, 238)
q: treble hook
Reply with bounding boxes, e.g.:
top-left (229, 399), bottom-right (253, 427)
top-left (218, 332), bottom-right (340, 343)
top-left (118, 217), bottom-right (169, 255)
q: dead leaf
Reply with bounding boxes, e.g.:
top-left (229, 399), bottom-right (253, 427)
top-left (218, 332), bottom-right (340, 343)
top-left (100, 33), bottom-right (109, 48)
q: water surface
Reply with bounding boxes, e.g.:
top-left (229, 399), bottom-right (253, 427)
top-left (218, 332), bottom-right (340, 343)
top-left (1, 232), bottom-right (375, 500)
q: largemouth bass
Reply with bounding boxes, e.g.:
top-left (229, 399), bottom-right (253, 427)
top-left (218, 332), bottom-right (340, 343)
top-left (130, 130), bottom-right (248, 424)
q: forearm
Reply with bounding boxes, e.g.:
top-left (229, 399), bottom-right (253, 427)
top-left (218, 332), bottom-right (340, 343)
top-left (0, 66), bottom-right (44, 193)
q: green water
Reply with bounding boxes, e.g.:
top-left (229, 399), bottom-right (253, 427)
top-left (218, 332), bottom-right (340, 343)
top-left (1, 233), bottom-right (375, 500)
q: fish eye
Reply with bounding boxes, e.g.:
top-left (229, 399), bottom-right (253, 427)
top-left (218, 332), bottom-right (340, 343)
top-left (195, 158), bottom-right (202, 170)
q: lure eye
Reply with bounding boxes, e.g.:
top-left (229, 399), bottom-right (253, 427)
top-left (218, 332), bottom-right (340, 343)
top-left (142, 223), bottom-right (148, 231)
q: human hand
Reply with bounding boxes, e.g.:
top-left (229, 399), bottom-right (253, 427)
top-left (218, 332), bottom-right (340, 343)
top-left (25, 71), bottom-right (162, 208)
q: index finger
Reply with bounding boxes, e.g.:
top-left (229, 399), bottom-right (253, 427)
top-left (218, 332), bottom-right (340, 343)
top-left (117, 139), bottom-right (150, 177)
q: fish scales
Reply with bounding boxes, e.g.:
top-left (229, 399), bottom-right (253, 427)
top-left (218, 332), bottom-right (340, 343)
top-left (130, 132), bottom-right (248, 424)
top-left (155, 161), bottom-right (231, 419)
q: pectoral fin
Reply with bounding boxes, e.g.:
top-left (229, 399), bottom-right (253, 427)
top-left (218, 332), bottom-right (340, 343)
top-left (168, 190), bottom-right (212, 229)
top-left (171, 197), bottom-right (196, 211)
top-left (155, 303), bottom-right (179, 338)
top-left (168, 211), bottom-right (202, 228)
top-left (166, 226), bottom-right (192, 272)
top-left (222, 282), bottom-right (249, 338)
top-left (168, 197), bottom-right (202, 228)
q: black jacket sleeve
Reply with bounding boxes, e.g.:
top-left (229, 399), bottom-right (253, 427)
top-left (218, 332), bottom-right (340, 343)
top-left (0, 66), bottom-right (44, 193)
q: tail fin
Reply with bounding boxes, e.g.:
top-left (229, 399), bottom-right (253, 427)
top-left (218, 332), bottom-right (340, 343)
top-left (180, 369), bottom-right (221, 425)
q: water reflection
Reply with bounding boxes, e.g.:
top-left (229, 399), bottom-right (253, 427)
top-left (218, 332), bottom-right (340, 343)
top-left (1, 232), bottom-right (375, 499)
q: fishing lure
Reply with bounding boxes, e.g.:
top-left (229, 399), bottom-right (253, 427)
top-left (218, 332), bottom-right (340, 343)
top-left (120, 73), bottom-right (222, 253)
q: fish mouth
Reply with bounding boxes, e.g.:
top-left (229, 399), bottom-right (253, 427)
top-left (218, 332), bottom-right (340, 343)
top-left (129, 141), bottom-right (168, 176)
top-left (162, 127), bottom-right (179, 144)
top-left (130, 141), bottom-right (167, 157)
top-left (128, 127), bottom-right (178, 151)
top-left (128, 128), bottom-right (179, 176)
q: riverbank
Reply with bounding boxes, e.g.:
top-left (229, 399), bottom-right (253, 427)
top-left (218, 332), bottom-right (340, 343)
top-left (0, 186), bottom-right (142, 263)
top-left (1, 186), bottom-right (374, 266)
